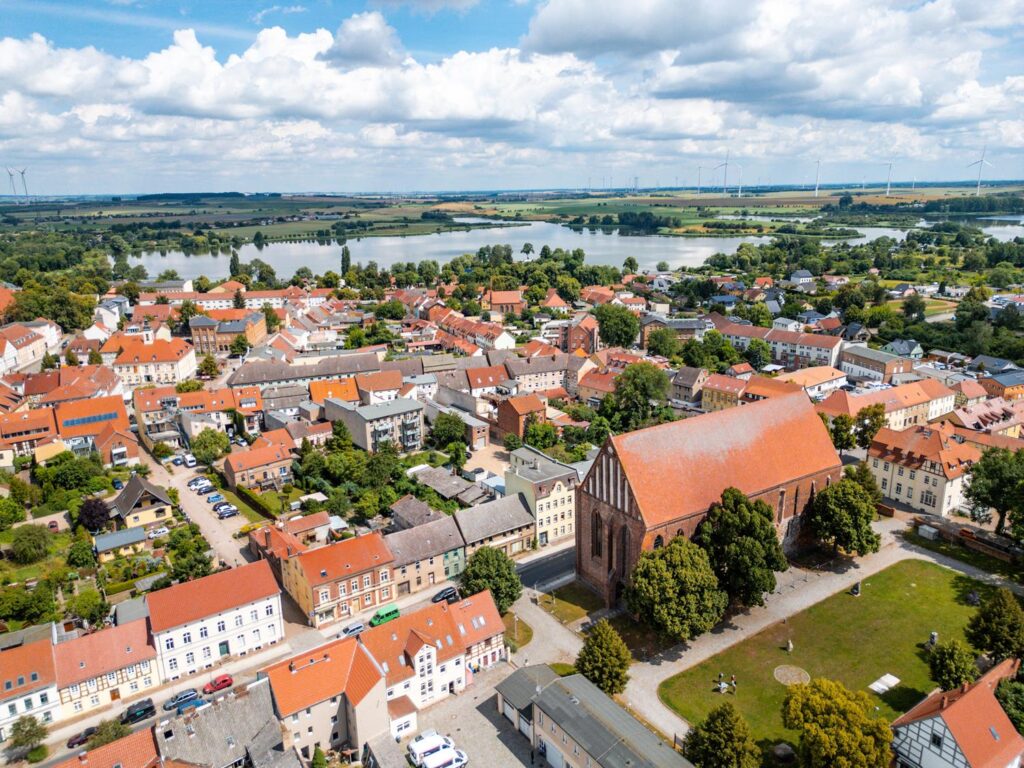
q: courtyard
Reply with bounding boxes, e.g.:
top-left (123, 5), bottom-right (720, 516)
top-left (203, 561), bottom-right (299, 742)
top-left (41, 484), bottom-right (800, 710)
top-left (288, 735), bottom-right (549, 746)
top-left (657, 559), bottom-right (986, 747)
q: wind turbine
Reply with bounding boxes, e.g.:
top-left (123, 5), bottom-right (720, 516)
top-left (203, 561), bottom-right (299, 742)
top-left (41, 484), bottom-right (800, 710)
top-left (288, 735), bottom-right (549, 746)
top-left (18, 169), bottom-right (27, 197)
top-left (884, 162), bottom-right (894, 196)
top-left (968, 146), bottom-right (991, 197)
top-left (696, 166), bottom-right (703, 196)
top-left (735, 165), bottom-right (744, 197)
top-left (716, 152), bottom-right (730, 195)
top-left (5, 169), bottom-right (15, 197)
top-left (813, 160), bottom-right (821, 198)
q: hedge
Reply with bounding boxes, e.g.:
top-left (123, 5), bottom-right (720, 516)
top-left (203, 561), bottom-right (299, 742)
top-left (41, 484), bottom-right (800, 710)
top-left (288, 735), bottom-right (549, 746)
top-left (231, 484), bottom-right (277, 521)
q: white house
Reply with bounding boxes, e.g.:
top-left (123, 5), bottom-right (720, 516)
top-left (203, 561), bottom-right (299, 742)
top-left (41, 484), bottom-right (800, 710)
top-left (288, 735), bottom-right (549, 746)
top-left (146, 561), bottom-right (284, 683)
top-left (0, 625), bottom-right (61, 741)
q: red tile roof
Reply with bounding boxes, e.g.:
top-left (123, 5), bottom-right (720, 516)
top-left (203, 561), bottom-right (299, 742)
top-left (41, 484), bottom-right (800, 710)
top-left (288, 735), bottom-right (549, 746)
top-left (262, 637), bottom-right (382, 715)
top-left (505, 393), bottom-right (546, 415)
top-left (869, 423), bottom-right (980, 480)
top-left (703, 373), bottom-right (746, 395)
top-left (608, 393), bottom-right (840, 528)
top-left (952, 379), bottom-right (989, 399)
top-left (293, 533), bottom-right (394, 586)
top-left (0, 634), bottom-right (56, 696)
top-left (146, 560), bottom-right (280, 633)
top-left (466, 365), bottom-right (508, 390)
top-left (53, 620), bottom-right (155, 687)
top-left (308, 378), bottom-right (359, 404)
top-left (354, 370), bottom-right (403, 393)
top-left (816, 381), bottom-right (952, 419)
top-left (51, 729), bottom-right (159, 768)
top-left (224, 443), bottom-right (292, 473)
top-left (111, 338), bottom-right (192, 365)
top-left (54, 395), bottom-right (130, 439)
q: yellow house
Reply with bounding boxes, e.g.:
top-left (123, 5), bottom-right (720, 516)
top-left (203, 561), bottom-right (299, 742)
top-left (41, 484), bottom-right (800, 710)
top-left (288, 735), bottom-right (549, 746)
top-left (93, 527), bottom-right (147, 563)
top-left (107, 475), bottom-right (174, 530)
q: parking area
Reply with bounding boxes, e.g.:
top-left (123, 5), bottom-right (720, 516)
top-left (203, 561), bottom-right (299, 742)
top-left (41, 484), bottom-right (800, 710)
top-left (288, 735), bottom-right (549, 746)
top-left (414, 664), bottom-right (534, 768)
top-left (464, 442), bottom-right (511, 476)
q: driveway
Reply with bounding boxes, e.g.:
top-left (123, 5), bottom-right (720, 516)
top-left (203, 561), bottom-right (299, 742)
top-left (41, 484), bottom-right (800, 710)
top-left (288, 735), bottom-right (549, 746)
top-left (465, 442), bottom-right (511, 476)
top-left (141, 454), bottom-right (251, 567)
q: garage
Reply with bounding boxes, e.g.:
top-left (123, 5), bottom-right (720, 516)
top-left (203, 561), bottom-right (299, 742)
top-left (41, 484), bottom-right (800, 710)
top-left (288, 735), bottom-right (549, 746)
top-left (539, 738), bottom-right (564, 768)
top-left (503, 700), bottom-right (517, 724)
top-left (518, 714), bottom-right (531, 738)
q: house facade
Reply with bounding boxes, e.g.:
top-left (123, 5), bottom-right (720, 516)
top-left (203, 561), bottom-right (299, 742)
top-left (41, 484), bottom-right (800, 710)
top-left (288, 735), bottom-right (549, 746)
top-left (505, 446), bottom-right (578, 547)
top-left (0, 625), bottom-right (60, 741)
top-left (383, 517), bottom-right (466, 597)
top-left (324, 398), bottom-right (424, 454)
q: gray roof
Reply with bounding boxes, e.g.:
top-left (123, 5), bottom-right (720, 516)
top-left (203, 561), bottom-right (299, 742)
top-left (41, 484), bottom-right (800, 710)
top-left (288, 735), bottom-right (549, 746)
top-left (884, 339), bottom-right (921, 355)
top-left (509, 446), bottom-right (577, 485)
top-left (971, 355), bottom-right (1019, 374)
top-left (189, 315), bottom-right (218, 328)
top-left (156, 680), bottom-right (301, 768)
top-left (384, 516), bottom-right (464, 566)
top-left (640, 314), bottom-right (707, 331)
top-left (987, 369), bottom-right (1024, 387)
top-left (381, 357), bottom-right (424, 377)
top-left (505, 354), bottom-right (570, 377)
top-left (109, 475), bottom-right (174, 519)
top-left (841, 345), bottom-right (903, 364)
top-left (495, 664), bottom-right (559, 712)
top-left (94, 527), bottom-right (147, 553)
top-left (413, 465), bottom-right (474, 500)
top-left (532, 674), bottom-right (693, 768)
top-left (454, 494), bottom-right (534, 544)
top-left (114, 597), bottom-right (149, 626)
top-left (421, 354), bottom-right (463, 373)
top-left (672, 366), bottom-right (707, 388)
top-left (227, 352), bottom-right (380, 387)
top-left (338, 397), bottom-right (423, 421)
top-left (390, 494), bottom-right (444, 528)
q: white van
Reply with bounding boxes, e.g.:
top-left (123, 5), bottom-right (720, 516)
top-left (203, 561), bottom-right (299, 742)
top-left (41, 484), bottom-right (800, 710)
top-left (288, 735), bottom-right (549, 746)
top-left (184, 454), bottom-right (197, 468)
top-left (408, 735), bottom-right (454, 767)
top-left (422, 748), bottom-right (468, 768)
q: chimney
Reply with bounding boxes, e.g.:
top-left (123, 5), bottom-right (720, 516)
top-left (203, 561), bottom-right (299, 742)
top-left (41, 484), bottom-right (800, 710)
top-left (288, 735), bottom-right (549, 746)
top-left (940, 695), bottom-right (948, 709)
top-left (288, 661), bottom-right (295, 673)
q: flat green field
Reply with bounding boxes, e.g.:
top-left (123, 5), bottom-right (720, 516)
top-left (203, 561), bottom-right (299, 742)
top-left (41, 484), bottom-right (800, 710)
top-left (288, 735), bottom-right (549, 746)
top-left (658, 560), bottom-right (985, 747)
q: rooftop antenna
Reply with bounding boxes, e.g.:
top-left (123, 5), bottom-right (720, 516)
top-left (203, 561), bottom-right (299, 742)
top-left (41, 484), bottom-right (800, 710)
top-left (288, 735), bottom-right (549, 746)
top-left (884, 162), bottom-right (894, 196)
top-left (18, 168), bottom-right (27, 197)
top-left (716, 151), bottom-right (730, 195)
top-left (5, 168), bottom-right (15, 197)
top-left (968, 145), bottom-right (991, 197)
top-left (813, 160), bottom-right (821, 198)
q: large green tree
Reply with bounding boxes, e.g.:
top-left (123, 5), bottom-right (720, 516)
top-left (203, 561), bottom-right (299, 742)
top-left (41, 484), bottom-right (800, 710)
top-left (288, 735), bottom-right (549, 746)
top-left (966, 588), bottom-right (1024, 661)
top-left (782, 678), bottom-right (892, 768)
top-left (966, 447), bottom-right (1024, 536)
top-left (805, 479), bottom-right (880, 556)
top-left (609, 362), bottom-right (670, 431)
top-left (854, 404), bottom-right (887, 450)
top-left (575, 619), bottom-right (631, 695)
top-left (682, 702), bottom-right (760, 768)
top-left (696, 488), bottom-right (788, 608)
top-left (843, 462), bottom-right (882, 504)
top-left (459, 546), bottom-right (522, 614)
top-left (10, 525), bottom-right (50, 564)
top-left (928, 639), bottom-right (977, 691)
top-left (646, 327), bottom-right (682, 358)
top-left (996, 679), bottom-right (1024, 734)
top-left (626, 537), bottom-right (727, 640)
top-left (828, 413), bottom-right (856, 454)
top-left (198, 354), bottom-right (220, 377)
top-left (431, 412), bottom-right (466, 448)
top-left (190, 428), bottom-right (230, 465)
top-left (8, 715), bottom-right (47, 751)
top-left (594, 303), bottom-right (640, 348)
top-left (743, 337), bottom-right (772, 370)
top-left (87, 720), bottom-right (130, 749)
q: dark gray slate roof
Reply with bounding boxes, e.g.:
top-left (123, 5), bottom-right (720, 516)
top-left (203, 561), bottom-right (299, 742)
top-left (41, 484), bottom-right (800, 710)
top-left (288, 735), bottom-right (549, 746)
top-left (532, 674), bottom-right (693, 768)
top-left (227, 352), bottom-right (380, 387)
top-left (156, 680), bottom-right (300, 768)
top-left (495, 664), bottom-right (558, 712)
top-left (505, 354), bottom-right (570, 377)
top-left (109, 475), bottom-right (174, 519)
top-left (454, 494), bottom-right (533, 544)
top-left (94, 527), bottom-right (146, 553)
top-left (672, 366), bottom-right (707, 388)
top-left (114, 597), bottom-right (149, 625)
top-left (390, 494), bottom-right (444, 528)
top-left (384, 516), bottom-right (464, 566)
top-left (381, 358), bottom-right (424, 377)
top-left (413, 466), bottom-right (475, 500)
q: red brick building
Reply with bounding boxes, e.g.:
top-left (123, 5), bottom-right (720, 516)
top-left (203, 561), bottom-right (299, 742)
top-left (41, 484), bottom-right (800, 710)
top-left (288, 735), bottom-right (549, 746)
top-left (495, 393), bottom-right (546, 440)
top-left (576, 393), bottom-right (842, 605)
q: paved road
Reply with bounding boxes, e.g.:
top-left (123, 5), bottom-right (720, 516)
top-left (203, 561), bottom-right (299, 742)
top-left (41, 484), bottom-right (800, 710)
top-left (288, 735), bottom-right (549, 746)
top-left (517, 547), bottom-right (574, 589)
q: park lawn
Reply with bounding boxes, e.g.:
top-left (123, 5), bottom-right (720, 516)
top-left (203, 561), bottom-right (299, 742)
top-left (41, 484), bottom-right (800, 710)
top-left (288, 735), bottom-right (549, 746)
top-left (541, 581), bottom-right (605, 625)
top-left (901, 530), bottom-right (1023, 582)
top-left (658, 560), bottom-right (985, 748)
top-left (219, 489), bottom-right (267, 525)
top-left (885, 297), bottom-right (958, 316)
top-left (503, 612), bottom-right (533, 649)
top-left (605, 614), bottom-right (679, 662)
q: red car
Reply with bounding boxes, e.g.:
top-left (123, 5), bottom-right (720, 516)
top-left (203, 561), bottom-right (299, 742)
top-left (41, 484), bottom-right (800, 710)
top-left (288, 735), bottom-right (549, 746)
top-left (202, 675), bottom-right (233, 695)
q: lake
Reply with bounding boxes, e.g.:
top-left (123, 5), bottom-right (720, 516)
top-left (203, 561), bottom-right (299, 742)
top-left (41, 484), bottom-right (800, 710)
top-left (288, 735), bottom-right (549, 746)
top-left (127, 218), bottom-right (1021, 280)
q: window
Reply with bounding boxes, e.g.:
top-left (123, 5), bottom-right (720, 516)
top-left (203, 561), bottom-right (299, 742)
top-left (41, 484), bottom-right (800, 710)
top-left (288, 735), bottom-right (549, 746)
top-left (7, 704), bottom-right (15, 717)
top-left (202, 647), bottom-right (212, 659)
top-left (380, 570), bottom-right (389, 582)
top-left (105, 673), bottom-right (116, 685)
top-left (89, 696), bottom-right (99, 706)
top-left (364, 594), bottom-right (372, 605)
top-left (931, 733), bottom-right (943, 749)
top-left (234, 615), bottom-right (243, 627)
top-left (363, 575), bottom-right (372, 588)
top-left (382, 587), bottom-right (390, 600)
top-left (185, 652), bottom-right (195, 666)
top-left (69, 684), bottom-right (79, 696)
top-left (165, 638), bottom-right (175, 650)
top-left (182, 632), bottom-right (191, 644)
top-left (898, 467), bottom-right (904, 476)
top-left (199, 626), bottom-right (208, 639)
top-left (39, 693), bottom-right (48, 705)
top-left (217, 620), bottom-right (226, 632)
top-left (896, 483), bottom-right (902, 495)
top-left (250, 609), bottom-right (258, 622)
top-left (338, 583), bottom-right (346, 596)
top-left (73, 701), bottom-right (83, 712)
top-left (872, 458), bottom-right (878, 468)
top-left (168, 659), bottom-right (178, 671)
top-left (319, 589), bottom-right (330, 603)
top-left (265, 604), bottom-right (274, 616)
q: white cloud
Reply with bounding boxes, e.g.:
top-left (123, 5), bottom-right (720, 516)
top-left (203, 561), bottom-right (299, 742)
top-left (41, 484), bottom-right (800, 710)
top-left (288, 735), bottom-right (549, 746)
top-left (251, 5), bottom-right (307, 26)
top-left (320, 12), bottom-right (405, 68)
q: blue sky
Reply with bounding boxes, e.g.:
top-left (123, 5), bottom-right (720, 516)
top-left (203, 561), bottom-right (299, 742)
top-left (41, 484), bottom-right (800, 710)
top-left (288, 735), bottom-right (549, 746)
top-left (1, 0), bottom-right (1022, 194)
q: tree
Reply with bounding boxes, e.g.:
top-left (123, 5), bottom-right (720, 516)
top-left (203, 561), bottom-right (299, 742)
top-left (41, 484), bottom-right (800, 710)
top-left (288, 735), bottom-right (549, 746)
top-left (341, 245), bottom-right (351, 274)
top-left (230, 334), bottom-right (250, 356)
top-left (87, 719), bottom-right (129, 749)
top-left (431, 412), bottom-right (466, 448)
top-left (175, 379), bottom-right (204, 393)
top-left (854, 404), bottom-right (887, 450)
top-left (66, 539), bottom-right (95, 568)
top-left (782, 678), bottom-right (892, 768)
top-left (966, 588), bottom-right (1024, 661)
top-left (311, 746), bottom-right (327, 768)
top-left (574, 619), bottom-right (631, 695)
top-left (78, 496), bottom-right (110, 532)
top-left (198, 354), bottom-right (220, 377)
top-left (997, 679), bottom-right (1024, 734)
top-left (40, 352), bottom-right (57, 371)
top-left (623, 256), bottom-right (639, 273)
top-left (656, 260), bottom-right (670, 272)
top-left (928, 639), bottom-right (977, 691)
top-left (0, 497), bottom-right (25, 530)
top-left (232, 288), bottom-right (245, 309)
top-left (446, 442), bottom-right (467, 473)
top-left (177, 299), bottom-right (199, 327)
top-left (743, 337), bottom-right (772, 369)
top-left (682, 702), bottom-right (760, 768)
top-left (503, 433), bottom-right (523, 452)
top-left (87, 348), bottom-right (102, 365)
top-left (806, 479), bottom-right (880, 556)
top-left (646, 327), bottom-right (681, 358)
top-left (609, 362), bottom-right (669, 431)
top-left (903, 293), bottom-right (927, 322)
top-left (459, 546), bottom-right (522, 614)
top-left (64, 349), bottom-right (80, 367)
top-left (67, 589), bottom-right (108, 625)
top-left (10, 525), bottom-right (50, 564)
top-left (151, 442), bottom-right (174, 460)
top-left (828, 413), bottom-right (856, 454)
top-left (8, 715), bottom-right (47, 752)
top-left (696, 488), bottom-right (787, 608)
top-left (966, 448), bottom-right (1024, 535)
top-left (594, 304), bottom-right (640, 348)
top-left (190, 428), bottom-right (230, 465)
top-left (262, 303), bottom-right (281, 332)
top-left (844, 461), bottom-right (882, 503)
top-left (524, 420), bottom-right (558, 450)
top-left (626, 537), bottom-right (727, 640)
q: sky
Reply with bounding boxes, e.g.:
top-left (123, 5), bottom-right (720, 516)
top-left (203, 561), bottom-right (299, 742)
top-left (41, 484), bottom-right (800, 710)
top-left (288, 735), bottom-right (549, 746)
top-left (1, 0), bottom-right (1023, 195)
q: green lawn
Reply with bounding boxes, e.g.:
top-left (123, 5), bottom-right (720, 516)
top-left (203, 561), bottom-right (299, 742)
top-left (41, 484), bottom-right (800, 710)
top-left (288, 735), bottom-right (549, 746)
top-left (901, 530), bottom-right (1023, 582)
top-left (606, 614), bottom-right (678, 662)
top-left (658, 560), bottom-right (986, 748)
top-left (540, 581), bottom-right (605, 625)
top-left (503, 612), bottom-right (533, 650)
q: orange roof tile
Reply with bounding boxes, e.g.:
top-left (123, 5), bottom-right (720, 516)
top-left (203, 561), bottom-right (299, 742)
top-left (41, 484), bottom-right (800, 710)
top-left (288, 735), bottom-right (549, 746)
top-left (224, 443), bottom-right (292, 473)
top-left (293, 533), bottom-right (394, 586)
top-left (952, 379), bottom-right (988, 399)
top-left (704, 373), bottom-right (746, 395)
top-left (113, 338), bottom-right (192, 365)
top-left (869, 423), bottom-right (980, 480)
top-left (146, 560), bottom-right (279, 633)
top-left (608, 393), bottom-right (841, 528)
top-left (466, 365), bottom-right (508, 390)
top-left (51, 729), bottom-right (159, 768)
top-left (506, 393), bottom-right (546, 415)
top-left (262, 636), bottom-right (382, 715)
top-left (816, 381), bottom-right (951, 419)
top-left (54, 395), bottom-right (130, 439)
top-left (0, 635), bottom-right (56, 695)
top-left (54, 620), bottom-right (155, 687)
top-left (309, 378), bottom-right (359, 405)
top-left (775, 366), bottom-right (846, 388)
top-left (354, 370), bottom-right (403, 393)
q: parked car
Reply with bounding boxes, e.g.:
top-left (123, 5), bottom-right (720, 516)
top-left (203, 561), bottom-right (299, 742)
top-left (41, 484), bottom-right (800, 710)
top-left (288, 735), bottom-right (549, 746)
top-left (171, 456), bottom-right (184, 466)
top-left (47, 520), bottom-right (59, 532)
top-left (120, 698), bottom-right (156, 725)
top-left (422, 748), bottom-right (468, 768)
top-left (183, 454), bottom-right (197, 468)
top-left (147, 526), bottom-right (169, 539)
top-left (338, 622), bottom-right (365, 638)
top-left (213, 502), bottom-right (236, 513)
top-left (408, 735), bottom-right (454, 767)
top-left (163, 689), bottom-right (199, 712)
top-left (187, 476), bottom-right (208, 489)
top-left (194, 484), bottom-right (214, 495)
top-left (369, 604), bottom-right (400, 627)
top-left (217, 508), bottom-right (239, 520)
top-left (206, 493), bottom-right (225, 504)
top-left (431, 586), bottom-right (459, 604)
top-left (112, 479), bottom-right (124, 490)
top-left (66, 727), bottom-right (97, 749)
top-left (202, 674), bottom-right (233, 694)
